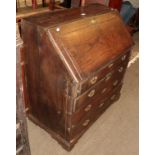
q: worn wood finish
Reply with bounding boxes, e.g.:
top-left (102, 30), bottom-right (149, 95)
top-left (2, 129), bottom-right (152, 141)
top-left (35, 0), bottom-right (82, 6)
top-left (69, 84), bottom-right (122, 141)
top-left (21, 4), bottom-right (133, 150)
top-left (16, 24), bottom-right (31, 155)
top-left (71, 0), bottom-right (80, 8)
top-left (71, 59), bottom-right (129, 122)
top-left (79, 51), bottom-right (131, 94)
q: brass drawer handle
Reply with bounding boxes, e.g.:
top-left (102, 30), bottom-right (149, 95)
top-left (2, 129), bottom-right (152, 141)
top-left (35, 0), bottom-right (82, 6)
top-left (90, 76), bottom-right (98, 84)
top-left (105, 72), bottom-right (112, 81)
top-left (110, 94), bottom-right (116, 100)
top-left (108, 63), bottom-right (114, 68)
top-left (82, 119), bottom-right (90, 127)
top-left (98, 102), bottom-right (105, 108)
top-left (113, 80), bottom-right (118, 86)
top-left (84, 104), bottom-right (92, 112)
top-left (101, 88), bottom-right (107, 94)
top-left (121, 55), bottom-right (127, 61)
top-left (88, 89), bottom-right (95, 97)
top-left (118, 67), bottom-right (124, 73)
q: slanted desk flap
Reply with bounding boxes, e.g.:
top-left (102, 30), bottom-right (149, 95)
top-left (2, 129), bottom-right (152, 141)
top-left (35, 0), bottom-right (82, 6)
top-left (48, 12), bottom-right (133, 81)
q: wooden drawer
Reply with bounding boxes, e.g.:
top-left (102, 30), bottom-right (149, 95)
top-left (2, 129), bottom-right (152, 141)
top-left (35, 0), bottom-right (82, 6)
top-left (70, 85), bottom-right (121, 139)
top-left (71, 80), bottom-right (123, 125)
top-left (73, 58), bottom-right (128, 113)
top-left (77, 51), bottom-right (130, 96)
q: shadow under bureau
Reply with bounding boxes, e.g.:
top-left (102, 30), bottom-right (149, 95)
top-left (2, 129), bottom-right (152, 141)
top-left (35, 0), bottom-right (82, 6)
top-left (21, 4), bottom-right (133, 150)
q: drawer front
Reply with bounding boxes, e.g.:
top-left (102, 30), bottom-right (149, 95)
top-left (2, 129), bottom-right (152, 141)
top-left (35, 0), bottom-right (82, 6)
top-left (78, 50), bottom-right (130, 96)
top-left (73, 60), bottom-right (127, 113)
top-left (71, 82), bottom-right (122, 125)
top-left (70, 86), bottom-right (121, 139)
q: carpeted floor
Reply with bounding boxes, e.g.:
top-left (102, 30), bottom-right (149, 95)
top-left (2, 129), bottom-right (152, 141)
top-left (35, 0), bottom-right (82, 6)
top-left (27, 32), bottom-right (139, 155)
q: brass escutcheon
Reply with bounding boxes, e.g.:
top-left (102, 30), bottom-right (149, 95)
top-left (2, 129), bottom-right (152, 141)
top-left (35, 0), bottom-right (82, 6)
top-left (111, 94), bottom-right (116, 100)
top-left (118, 67), bottom-right (124, 73)
top-left (105, 72), bottom-right (112, 81)
top-left (88, 89), bottom-right (95, 97)
top-left (98, 102), bottom-right (104, 108)
top-left (90, 76), bottom-right (98, 84)
top-left (108, 63), bottom-right (114, 68)
top-left (82, 119), bottom-right (90, 127)
top-left (113, 80), bottom-right (118, 86)
top-left (84, 104), bottom-right (92, 112)
top-left (121, 55), bottom-right (126, 61)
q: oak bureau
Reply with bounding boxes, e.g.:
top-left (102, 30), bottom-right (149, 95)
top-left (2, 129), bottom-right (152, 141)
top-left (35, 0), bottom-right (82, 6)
top-left (21, 4), bottom-right (133, 150)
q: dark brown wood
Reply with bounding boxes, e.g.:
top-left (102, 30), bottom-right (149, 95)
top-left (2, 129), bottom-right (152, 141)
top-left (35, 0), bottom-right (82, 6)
top-left (32, 0), bottom-right (37, 9)
top-left (69, 82), bottom-right (123, 126)
top-left (42, 0), bottom-right (46, 7)
top-left (16, 24), bottom-right (31, 155)
top-left (49, 0), bottom-right (55, 10)
top-left (71, 0), bottom-right (80, 8)
top-left (61, 0), bottom-right (71, 8)
top-left (80, 0), bottom-right (105, 7)
top-left (76, 50), bottom-right (131, 96)
top-left (81, 0), bottom-right (85, 7)
top-left (20, 46), bottom-right (30, 112)
top-left (70, 84), bottom-right (122, 140)
top-left (72, 56), bottom-right (129, 113)
top-left (21, 4), bottom-right (133, 150)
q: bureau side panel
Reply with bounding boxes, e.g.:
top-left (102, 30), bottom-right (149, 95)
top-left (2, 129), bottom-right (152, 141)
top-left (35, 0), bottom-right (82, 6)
top-left (21, 20), bottom-right (40, 118)
top-left (37, 29), bottom-right (73, 140)
top-left (21, 20), bottom-right (74, 146)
